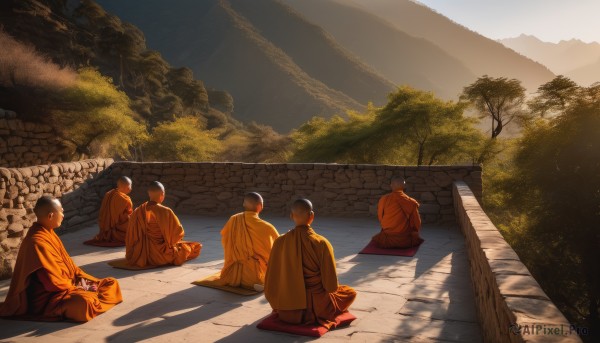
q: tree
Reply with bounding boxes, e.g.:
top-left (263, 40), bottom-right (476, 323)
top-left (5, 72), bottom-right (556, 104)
top-left (461, 75), bottom-right (526, 139)
top-left (144, 116), bottom-right (221, 162)
top-left (498, 98), bottom-right (600, 340)
top-left (292, 88), bottom-right (484, 166)
top-left (52, 68), bottom-right (148, 159)
top-left (528, 75), bottom-right (581, 117)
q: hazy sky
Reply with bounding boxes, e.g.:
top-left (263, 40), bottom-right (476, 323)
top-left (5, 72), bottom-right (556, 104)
top-left (418, 0), bottom-right (600, 43)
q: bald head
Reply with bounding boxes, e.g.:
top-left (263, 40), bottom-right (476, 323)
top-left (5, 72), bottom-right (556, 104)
top-left (290, 198), bottom-right (314, 226)
top-left (117, 176), bottom-right (132, 194)
top-left (148, 181), bottom-right (165, 202)
top-left (34, 195), bottom-right (64, 229)
top-left (34, 196), bottom-right (60, 217)
top-left (243, 192), bottom-right (263, 212)
top-left (292, 198), bottom-right (313, 214)
top-left (390, 176), bottom-right (406, 191)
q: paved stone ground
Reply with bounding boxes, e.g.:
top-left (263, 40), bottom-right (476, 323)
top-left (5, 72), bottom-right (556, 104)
top-left (0, 216), bottom-right (482, 342)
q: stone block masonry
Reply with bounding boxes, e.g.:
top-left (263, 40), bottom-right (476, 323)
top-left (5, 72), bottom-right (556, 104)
top-left (0, 159), bottom-right (114, 279)
top-left (453, 181), bottom-right (582, 343)
top-left (0, 109), bottom-right (74, 168)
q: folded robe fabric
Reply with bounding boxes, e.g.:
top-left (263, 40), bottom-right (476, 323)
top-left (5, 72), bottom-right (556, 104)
top-left (373, 190), bottom-right (424, 248)
top-left (358, 239), bottom-right (423, 257)
top-left (257, 311), bottom-right (356, 337)
top-left (125, 201), bottom-right (201, 268)
top-left (0, 223), bottom-right (122, 322)
top-left (84, 189), bottom-right (132, 246)
top-left (191, 272), bottom-right (259, 296)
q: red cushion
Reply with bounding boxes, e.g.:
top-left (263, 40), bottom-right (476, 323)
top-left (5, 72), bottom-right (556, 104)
top-left (257, 312), bottom-right (356, 337)
top-left (358, 239), bottom-right (422, 256)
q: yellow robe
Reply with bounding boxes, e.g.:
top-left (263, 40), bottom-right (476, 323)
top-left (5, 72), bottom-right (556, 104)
top-left (89, 189), bottom-right (133, 245)
top-left (0, 223), bottom-right (122, 322)
top-left (125, 201), bottom-right (201, 267)
top-left (264, 225), bottom-right (356, 329)
top-left (215, 211), bottom-right (279, 289)
top-left (373, 190), bottom-right (423, 248)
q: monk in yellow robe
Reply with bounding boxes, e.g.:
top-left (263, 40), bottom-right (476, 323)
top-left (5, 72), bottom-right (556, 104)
top-left (85, 176), bottom-right (133, 246)
top-left (373, 176), bottom-right (424, 248)
top-left (265, 199), bottom-right (356, 329)
top-left (125, 181), bottom-right (201, 268)
top-left (0, 196), bottom-right (122, 322)
top-left (213, 192), bottom-right (279, 291)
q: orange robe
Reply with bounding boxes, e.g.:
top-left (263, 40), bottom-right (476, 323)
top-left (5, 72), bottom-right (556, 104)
top-left (264, 225), bottom-right (356, 329)
top-left (373, 190), bottom-right (424, 248)
top-left (89, 189), bottom-right (133, 245)
top-left (125, 201), bottom-right (201, 267)
top-left (215, 211), bottom-right (279, 289)
top-left (0, 223), bottom-right (122, 322)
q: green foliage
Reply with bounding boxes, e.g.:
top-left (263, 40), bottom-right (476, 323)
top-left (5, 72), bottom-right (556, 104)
top-left (292, 88), bottom-right (486, 166)
top-left (528, 75), bottom-right (581, 117)
top-left (143, 116), bottom-right (221, 162)
top-left (485, 96), bottom-right (600, 339)
top-left (461, 75), bottom-right (526, 138)
top-left (52, 68), bottom-right (148, 159)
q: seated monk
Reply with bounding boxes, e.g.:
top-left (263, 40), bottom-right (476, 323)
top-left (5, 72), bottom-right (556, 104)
top-left (264, 199), bottom-right (356, 329)
top-left (0, 196), bottom-right (122, 322)
top-left (214, 192), bottom-right (279, 291)
top-left (86, 176), bottom-right (133, 246)
top-left (373, 176), bottom-right (424, 248)
top-left (125, 181), bottom-right (201, 268)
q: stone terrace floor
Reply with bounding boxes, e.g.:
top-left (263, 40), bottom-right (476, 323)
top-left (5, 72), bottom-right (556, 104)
top-left (0, 216), bottom-right (482, 342)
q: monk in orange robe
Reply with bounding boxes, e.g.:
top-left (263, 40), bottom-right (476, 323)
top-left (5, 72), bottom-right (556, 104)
top-left (373, 176), bottom-right (424, 248)
top-left (265, 199), bottom-right (356, 329)
top-left (125, 181), bottom-right (201, 268)
top-left (85, 176), bottom-right (133, 246)
top-left (212, 192), bottom-right (279, 291)
top-left (0, 196), bottom-right (122, 322)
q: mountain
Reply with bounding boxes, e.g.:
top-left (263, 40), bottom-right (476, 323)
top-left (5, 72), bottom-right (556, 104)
top-left (97, 0), bottom-right (396, 132)
top-left (282, 0), bottom-right (475, 99)
top-left (346, 0), bottom-right (555, 92)
top-left (0, 0), bottom-right (239, 129)
top-left (500, 35), bottom-right (600, 86)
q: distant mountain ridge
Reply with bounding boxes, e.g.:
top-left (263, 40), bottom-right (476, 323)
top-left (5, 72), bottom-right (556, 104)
top-left (347, 0), bottom-right (555, 92)
top-left (98, 0), bottom-right (396, 132)
top-left (500, 34), bottom-right (600, 86)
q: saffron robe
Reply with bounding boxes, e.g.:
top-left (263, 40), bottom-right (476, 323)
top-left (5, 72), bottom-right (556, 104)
top-left (215, 212), bottom-right (279, 289)
top-left (264, 225), bottom-right (356, 329)
top-left (125, 201), bottom-right (201, 267)
top-left (373, 190), bottom-right (424, 248)
top-left (0, 223), bottom-right (122, 322)
top-left (88, 189), bottom-right (133, 245)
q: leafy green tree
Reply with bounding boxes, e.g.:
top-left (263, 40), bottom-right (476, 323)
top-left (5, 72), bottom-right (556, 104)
top-left (52, 68), bottom-right (148, 159)
top-left (494, 97), bottom-right (600, 340)
top-left (292, 88), bottom-right (484, 166)
top-left (528, 75), bottom-right (581, 117)
top-left (461, 75), bottom-right (526, 138)
top-left (144, 116), bottom-right (221, 162)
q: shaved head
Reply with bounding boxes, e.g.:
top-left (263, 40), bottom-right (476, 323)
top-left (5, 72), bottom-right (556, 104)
top-left (34, 195), bottom-right (61, 217)
top-left (390, 176), bottom-right (406, 191)
top-left (243, 192), bottom-right (263, 212)
top-left (117, 176), bottom-right (132, 186)
top-left (148, 181), bottom-right (165, 193)
top-left (292, 198), bottom-right (313, 214)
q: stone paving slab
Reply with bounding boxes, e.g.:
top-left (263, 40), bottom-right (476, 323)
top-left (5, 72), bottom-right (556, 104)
top-left (0, 216), bottom-right (482, 342)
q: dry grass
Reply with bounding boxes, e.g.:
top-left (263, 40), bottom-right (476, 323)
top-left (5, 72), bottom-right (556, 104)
top-left (0, 30), bottom-right (76, 90)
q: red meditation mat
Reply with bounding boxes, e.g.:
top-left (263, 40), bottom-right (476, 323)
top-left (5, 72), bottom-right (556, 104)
top-left (256, 312), bottom-right (356, 337)
top-left (358, 239), bottom-right (423, 257)
top-left (83, 239), bottom-right (125, 247)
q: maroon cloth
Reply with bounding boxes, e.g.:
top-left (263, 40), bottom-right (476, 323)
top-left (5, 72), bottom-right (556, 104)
top-left (358, 239), bottom-right (423, 257)
top-left (257, 311), bottom-right (356, 337)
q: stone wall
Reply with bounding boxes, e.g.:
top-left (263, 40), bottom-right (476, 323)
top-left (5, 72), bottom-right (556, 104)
top-left (0, 109), bottom-right (74, 168)
top-left (0, 159), bottom-right (113, 279)
top-left (89, 162), bottom-right (482, 222)
top-left (453, 181), bottom-right (582, 343)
